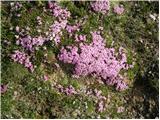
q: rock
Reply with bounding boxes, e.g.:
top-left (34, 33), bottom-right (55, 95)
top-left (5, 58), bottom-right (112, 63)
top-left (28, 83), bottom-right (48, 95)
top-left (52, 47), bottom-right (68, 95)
top-left (139, 106), bottom-right (143, 112)
top-left (139, 96), bottom-right (144, 102)
top-left (75, 109), bottom-right (81, 115)
top-left (72, 111), bottom-right (78, 117)
top-left (73, 101), bottom-right (76, 105)
top-left (14, 91), bottom-right (18, 96)
top-left (105, 116), bottom-right (110, 119)
top-left (146, 113), bottom-right (150, 118)
top-left (140, 115), bottom-right (144, 119)
top-left (96, 115), bottom-right (101, 119)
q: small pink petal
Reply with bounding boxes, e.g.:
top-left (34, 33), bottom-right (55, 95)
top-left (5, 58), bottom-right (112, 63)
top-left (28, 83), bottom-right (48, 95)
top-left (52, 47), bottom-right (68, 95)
top-left (44, 75), bottom-right (49, 81)
top-left (1, 84), bottom-right (7, 94)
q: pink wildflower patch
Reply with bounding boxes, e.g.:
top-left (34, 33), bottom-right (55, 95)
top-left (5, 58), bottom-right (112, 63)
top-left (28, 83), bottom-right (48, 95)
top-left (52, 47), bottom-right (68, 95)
top-left (91, 0), bottom-right (110, 14)
top-left (97, 100), bottom-right (105, 112)
top-left (56, 85), bottom-right (77, 95)
top-left (113, 5), bottom-right (124, 15)
top-left (16, 36), bottom-right (45, 52)
top-left (11, 50), bottom-right (34, 72)
top-left (48, 1), bottom-right (70, 21)
top-left (48, 20), bottom-right (67, 45)
top-left (10, 2), bottom-right (22, 12)
top-left (58, 31), bottom-right (133, 91)
top-left (64, 85), bottom-right (77, 95)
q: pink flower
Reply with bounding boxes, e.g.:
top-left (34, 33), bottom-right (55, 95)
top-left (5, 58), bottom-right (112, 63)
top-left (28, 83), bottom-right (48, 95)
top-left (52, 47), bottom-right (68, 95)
top-left (117, 106), bottom-right (125, 113)
top-left (113, 5), bottom-right (124, 15)
top-left (44, 75), bottom-right (49, 81)
top-left (15, 26), bottom-right (20, 32)
top-left (1, 84), bottom-right (7, 94)
top-left (48, 1), bottom-right (53, 9)
top-left (97, 100), bottom-right (105, 112)
top-left (75, 34), bottom-right (86, 42)
top-left (94, 89), bottom-right (102, 97)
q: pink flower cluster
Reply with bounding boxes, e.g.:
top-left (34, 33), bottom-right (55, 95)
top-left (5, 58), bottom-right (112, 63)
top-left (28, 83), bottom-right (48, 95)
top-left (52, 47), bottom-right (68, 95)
top-left (94, 89), bottom-right (106, 100)
top-left (49, 20), bottom-right (68, 44)
top-left (113, 5), bottom-right (124, 15)
top-left (94, 89), bottom-right (106, 112)
top-left (97, 100), bottom-right (105, 112)
top-left (58, 46), bottom-right (79, 64)
top-left (57, 85), bottom-right (77, 95)
top-left (75, 34), bottom-right (87, 42)
top-left (49, 19), bottom-right (85, 44)
top-left (11, 2), bottom-right (80, 71)
top-left (11, 50), bottom-right (34, 72)
top-left (48, 1), bottom-right (71, 21)
top-left (10, 2), bottom-right (22, 17)
top-left (16, 36), bottom-right (45, 52)
top-left (47, 2), bottom-right (85, 44)
top-left (91, 0), bottom-right (110, 14)
top-left (86, 88), bottom-right (106, 112)
top-left (47, 2), bottom-right (74, 44)
top-left (117, 106), bottom-right (125, 113)
top-left (10, 2), bottom-right (22, 11)
top-left (58, 31), bottom-right (133, 91)
top-left (66, 24), bottom-right (80, 36)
